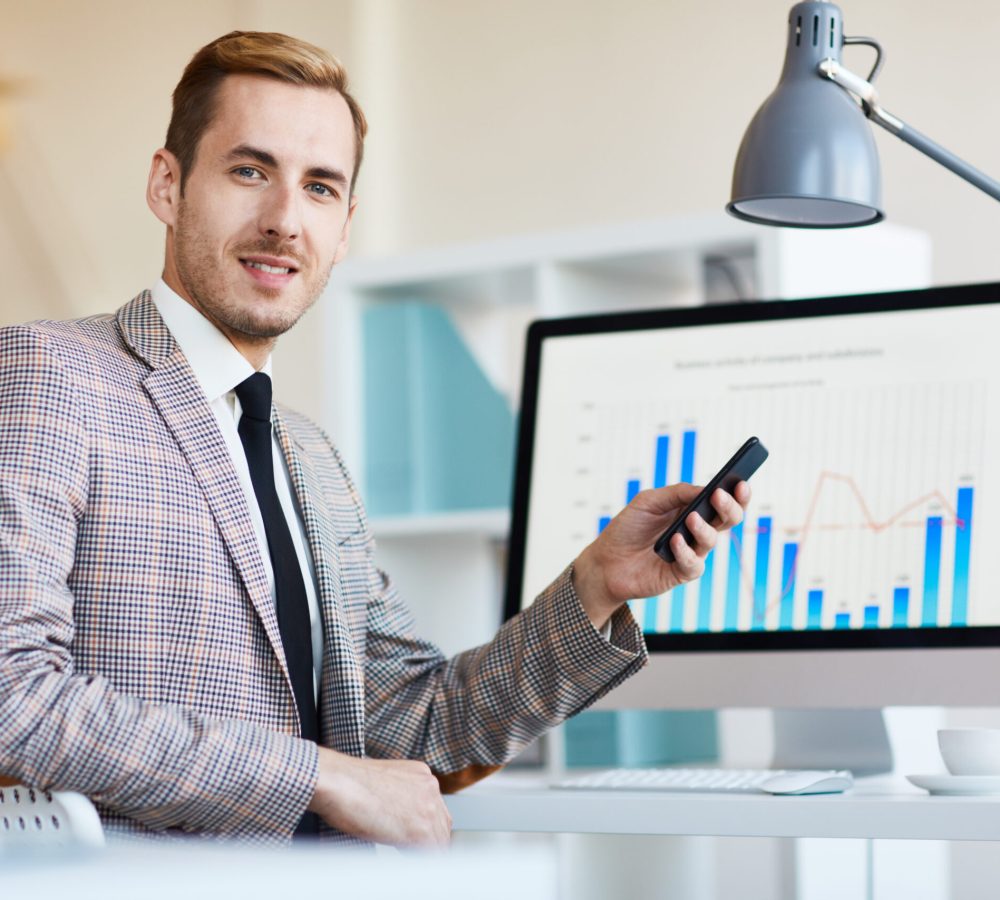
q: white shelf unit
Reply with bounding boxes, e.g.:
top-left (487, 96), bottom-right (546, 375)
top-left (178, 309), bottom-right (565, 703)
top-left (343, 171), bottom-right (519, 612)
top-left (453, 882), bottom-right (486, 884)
top-left (321, 212), bottom-right (931, 655)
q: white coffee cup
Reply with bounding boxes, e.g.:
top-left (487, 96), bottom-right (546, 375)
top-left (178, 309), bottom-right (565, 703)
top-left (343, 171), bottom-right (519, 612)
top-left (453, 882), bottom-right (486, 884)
top-left (938, 728), bottom-right (1000, 775)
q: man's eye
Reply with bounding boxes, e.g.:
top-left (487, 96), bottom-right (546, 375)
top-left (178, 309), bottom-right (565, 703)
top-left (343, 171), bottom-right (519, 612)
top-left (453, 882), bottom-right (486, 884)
top-left (307, 183), bottom-right (336, 198)
top-left (234, 166), bottom-right (261, 179)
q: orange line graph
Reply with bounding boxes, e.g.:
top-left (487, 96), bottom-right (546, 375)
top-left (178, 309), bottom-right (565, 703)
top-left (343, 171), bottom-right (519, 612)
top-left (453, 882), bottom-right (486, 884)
top-left (724, 471), bottom-right (971, 624)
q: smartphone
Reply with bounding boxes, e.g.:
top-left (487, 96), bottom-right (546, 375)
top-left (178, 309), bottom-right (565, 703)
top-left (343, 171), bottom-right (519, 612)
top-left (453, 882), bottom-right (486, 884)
top-left (652, 436), bottom-right (768, 564)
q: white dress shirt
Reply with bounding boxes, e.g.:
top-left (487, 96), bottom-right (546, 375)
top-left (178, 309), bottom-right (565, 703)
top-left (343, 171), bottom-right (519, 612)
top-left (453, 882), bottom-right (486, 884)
top-left (151, 280), bottom-right (324, 702)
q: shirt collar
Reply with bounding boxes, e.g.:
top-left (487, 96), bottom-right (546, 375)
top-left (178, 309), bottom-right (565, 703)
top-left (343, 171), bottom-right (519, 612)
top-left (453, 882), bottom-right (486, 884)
top-left (151, 278), bottom-right (273, 403)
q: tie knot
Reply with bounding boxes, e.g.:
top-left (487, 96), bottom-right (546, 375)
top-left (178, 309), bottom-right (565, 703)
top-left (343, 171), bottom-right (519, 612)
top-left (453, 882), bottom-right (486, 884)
top-left (235, 372), bottom-right (273, 422)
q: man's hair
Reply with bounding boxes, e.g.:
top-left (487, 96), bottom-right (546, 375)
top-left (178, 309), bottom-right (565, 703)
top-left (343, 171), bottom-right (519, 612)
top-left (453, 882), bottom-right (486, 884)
top-left (165, 31), bottom-right (367, 194)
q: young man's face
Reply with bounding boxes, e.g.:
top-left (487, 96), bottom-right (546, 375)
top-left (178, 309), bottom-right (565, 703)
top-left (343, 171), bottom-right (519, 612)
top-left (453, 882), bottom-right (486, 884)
top-left (154, 73), bottom-right (357, 355)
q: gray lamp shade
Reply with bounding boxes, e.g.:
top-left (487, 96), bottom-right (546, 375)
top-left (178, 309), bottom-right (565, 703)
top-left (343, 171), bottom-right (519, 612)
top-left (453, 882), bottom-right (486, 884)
top-left (727, 1), bottom-right (883, 228)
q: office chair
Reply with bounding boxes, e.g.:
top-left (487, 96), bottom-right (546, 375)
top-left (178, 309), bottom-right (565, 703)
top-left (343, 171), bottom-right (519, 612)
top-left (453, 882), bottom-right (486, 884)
top-left (0, 779), bottom-right (105, 850)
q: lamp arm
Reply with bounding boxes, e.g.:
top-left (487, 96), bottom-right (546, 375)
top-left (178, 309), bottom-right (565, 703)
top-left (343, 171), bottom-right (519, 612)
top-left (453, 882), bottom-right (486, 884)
top-left (819, 58), bottom-right (1000, 203)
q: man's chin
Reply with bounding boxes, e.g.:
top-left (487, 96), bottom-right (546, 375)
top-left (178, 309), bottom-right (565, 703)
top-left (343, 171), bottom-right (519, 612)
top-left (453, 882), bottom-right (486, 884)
top-left (214, 287), bottom-right (319, 340)
top-left (238, 321), bottom-right (300, 340)
top-left (224, 311), bottom-right (304, 341)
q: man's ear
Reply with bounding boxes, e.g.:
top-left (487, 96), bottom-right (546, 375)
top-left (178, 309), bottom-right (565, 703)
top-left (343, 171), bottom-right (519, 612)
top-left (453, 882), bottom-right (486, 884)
top-left (332, 194), bottom-right (359, 265)
top-left (146, 148), bottom-right (183, 227)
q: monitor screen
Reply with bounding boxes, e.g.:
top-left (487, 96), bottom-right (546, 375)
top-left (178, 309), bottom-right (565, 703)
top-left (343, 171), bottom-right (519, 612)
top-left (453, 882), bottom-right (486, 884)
top-left (505, 282), bottom-right (1000, 654)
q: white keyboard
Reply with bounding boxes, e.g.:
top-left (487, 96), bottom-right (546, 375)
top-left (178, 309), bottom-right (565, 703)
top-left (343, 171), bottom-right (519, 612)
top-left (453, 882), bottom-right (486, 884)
top-left (553, 767), bottom-right (853, 795)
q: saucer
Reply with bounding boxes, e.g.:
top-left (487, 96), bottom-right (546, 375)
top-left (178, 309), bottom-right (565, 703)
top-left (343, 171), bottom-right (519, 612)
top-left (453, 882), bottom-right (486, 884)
top-left (906, 773), bottom-right (1000, 795)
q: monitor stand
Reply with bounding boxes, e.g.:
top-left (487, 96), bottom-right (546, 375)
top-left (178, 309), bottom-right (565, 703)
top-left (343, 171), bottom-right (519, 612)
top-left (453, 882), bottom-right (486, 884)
top-left (771, 709), bottom-right (893, 775)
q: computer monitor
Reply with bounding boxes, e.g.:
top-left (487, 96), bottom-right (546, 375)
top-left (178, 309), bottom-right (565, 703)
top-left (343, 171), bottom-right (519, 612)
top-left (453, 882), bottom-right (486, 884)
top-left (504, 281), bottom-right (1000, 773)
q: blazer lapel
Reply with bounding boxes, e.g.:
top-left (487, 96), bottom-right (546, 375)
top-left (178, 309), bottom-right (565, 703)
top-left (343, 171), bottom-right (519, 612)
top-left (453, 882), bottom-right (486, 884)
top-left (273, 411), bottom-right (366, 757)
top-left (116, 293), bottom-right (290, 680)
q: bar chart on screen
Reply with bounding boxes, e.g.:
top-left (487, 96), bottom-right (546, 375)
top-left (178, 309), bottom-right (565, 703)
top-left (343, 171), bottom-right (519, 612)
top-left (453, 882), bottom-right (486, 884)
top-left (584, 379), bottom-right (985, 635)
top-left (520, 303), bottom-right (999, 634)
top-left (581, 377), bottom-right (984, 634)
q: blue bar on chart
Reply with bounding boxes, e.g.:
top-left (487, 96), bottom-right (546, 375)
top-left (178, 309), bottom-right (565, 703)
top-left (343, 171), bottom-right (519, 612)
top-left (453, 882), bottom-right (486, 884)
top-left (697, 549), bottom-right (715, 632)
top-left (864, 605), bottom-right (880, 628)
top-left (806, 590), bottom-right (823, 629)
top-left (893, 587), bottom-right (910, 627)
top-left (952, 486), bottom-right (974, 627)
top-left (922, 516), bottom-right (942, 626)
top-left (643, 595), bottom-right (659, 633)
top-left (834, 612), bottom-right (851, 629)
top-left (626, 479), bottom-right (641, 504)
top-left (598, 515), bottom-right (611, 534)
top-left (751, 517), bottom-right (772, 631)
top-left (670, 587), bottom-right (686, 631)
top-left (680, 430), bottom-right (697, 482)
top-left (654, 436), bottom-right (670, 489)
top-left (724, 522), bottom-right (743, 631)
top-left (644, 437), bottom-right (670, 634)
top-left (670, 430), bottom-right (698, 632)
top-left (779, 542), bottom-right (798, 630)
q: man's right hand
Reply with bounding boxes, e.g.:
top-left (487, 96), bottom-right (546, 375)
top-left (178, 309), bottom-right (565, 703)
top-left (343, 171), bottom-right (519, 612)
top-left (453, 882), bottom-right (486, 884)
top-left (307, 746), bottom-right (452, 846)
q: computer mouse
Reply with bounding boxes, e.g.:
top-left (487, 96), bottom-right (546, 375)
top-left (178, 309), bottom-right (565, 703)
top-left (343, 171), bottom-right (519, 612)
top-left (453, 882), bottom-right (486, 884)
top-left (760, 770), bottom-right (854, 795)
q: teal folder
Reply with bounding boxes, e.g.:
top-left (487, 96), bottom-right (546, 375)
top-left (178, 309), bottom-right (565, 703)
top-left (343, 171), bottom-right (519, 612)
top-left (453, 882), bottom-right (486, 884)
top-left (563, 710), bottom-right (719, 768)
top-left (363, 302), bottom-right (515, 516)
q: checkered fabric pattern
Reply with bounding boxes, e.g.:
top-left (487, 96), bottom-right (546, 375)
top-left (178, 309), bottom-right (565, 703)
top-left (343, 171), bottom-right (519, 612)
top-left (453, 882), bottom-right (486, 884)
top-left (0, 291), bottom-right (647, 842)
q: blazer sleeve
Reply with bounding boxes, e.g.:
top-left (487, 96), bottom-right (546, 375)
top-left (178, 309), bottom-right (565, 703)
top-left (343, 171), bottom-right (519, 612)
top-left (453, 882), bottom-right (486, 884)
top-left (0, 326), bottom-right (317, 839)
top-left (350, 454), bottom-right (649, 786)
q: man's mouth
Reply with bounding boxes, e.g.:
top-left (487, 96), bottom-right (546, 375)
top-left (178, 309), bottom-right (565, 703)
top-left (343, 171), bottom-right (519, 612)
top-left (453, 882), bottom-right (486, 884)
top-left (244, 260), bottom-right (293, 275)
top-left (238, 255), bottom-right (301, 285)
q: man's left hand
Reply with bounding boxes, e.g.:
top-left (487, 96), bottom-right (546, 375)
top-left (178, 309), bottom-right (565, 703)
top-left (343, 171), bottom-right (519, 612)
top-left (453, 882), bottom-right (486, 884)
top-left (572, 482), bottom-right (751, 631)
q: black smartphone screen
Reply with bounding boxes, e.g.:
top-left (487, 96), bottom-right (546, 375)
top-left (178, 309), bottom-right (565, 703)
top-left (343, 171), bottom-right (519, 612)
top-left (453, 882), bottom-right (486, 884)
top-left (653, 436), bottom-right (768, 563)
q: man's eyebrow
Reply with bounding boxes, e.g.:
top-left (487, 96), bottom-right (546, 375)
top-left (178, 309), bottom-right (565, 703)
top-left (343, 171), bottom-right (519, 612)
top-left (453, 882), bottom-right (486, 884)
top-left (225, 144), bottom-right (349, 188)
top-left (225, 144), bottom-right (279, 168)
top-left (305, 165), bottom-right (349, 188)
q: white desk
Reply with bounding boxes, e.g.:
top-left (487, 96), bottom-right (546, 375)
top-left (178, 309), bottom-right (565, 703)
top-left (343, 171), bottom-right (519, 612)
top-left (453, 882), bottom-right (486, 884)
top-left (445, 773), bottom-right (1000, 841)
top-left (3, 843), bottom-right (557, 900)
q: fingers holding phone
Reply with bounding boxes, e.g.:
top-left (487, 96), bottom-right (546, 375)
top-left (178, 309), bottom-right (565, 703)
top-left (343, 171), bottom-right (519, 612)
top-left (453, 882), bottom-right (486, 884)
top-left (654, 437), bottom-right (767, 563)
top-left (572, 474), bottom-right (754, 630)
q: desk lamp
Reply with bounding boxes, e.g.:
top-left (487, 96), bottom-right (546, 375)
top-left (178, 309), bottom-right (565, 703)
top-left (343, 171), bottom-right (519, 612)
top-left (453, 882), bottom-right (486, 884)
top-left (727, 0), bottom-right (1000, 227)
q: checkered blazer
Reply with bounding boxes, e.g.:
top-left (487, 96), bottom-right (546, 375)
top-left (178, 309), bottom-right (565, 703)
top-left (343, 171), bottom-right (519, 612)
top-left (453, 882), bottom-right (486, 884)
top-left (0, 292), bottom-right (646, 842)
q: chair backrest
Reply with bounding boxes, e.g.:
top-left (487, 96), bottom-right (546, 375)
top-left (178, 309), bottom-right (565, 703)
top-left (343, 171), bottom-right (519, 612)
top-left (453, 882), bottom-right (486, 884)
top-left (0, 784), bottom-right (105, 849)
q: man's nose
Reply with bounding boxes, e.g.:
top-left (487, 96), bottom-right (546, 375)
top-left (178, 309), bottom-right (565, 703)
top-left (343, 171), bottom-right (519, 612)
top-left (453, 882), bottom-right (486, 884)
top-left (258, 183), bottom-right (301, 241)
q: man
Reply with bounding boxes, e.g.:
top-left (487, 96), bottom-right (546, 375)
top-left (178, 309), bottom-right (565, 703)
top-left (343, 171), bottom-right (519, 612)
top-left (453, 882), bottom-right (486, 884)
top-left (0, 31), bottom-right (748, 845)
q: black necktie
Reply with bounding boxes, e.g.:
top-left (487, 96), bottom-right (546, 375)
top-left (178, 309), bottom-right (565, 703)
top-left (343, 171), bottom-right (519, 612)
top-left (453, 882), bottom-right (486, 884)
top-left (234, 373), bottom-right (320, 835)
